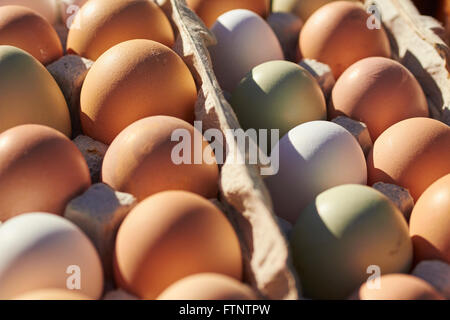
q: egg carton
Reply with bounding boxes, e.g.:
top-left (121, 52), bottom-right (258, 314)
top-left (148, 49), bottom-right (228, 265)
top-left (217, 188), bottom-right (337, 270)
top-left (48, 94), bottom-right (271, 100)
top-left (44, 0), bottom-right (450, 300)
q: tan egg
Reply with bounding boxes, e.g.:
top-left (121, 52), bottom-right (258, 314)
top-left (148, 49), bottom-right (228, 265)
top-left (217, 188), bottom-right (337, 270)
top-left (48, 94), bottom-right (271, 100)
top-left (330, 57), bottom-right (429, 140)
top-left (66, 0), bottom-right (174, 61)
top-left (299, 1), bottom-right (391, 78)
top-left (187, 0), bottom-right (269, 28)
top-left (13, 289), bottom-right (93, 300)
top-left (410, 174), bottom-right (450, 264)
top-left (0, 0), bottom-right (58, 24)
top-left (367, 118), bottom-right (450, 201)
top-left (0, 6), bottom-right (62, 65)
top-left (0, 46), bottom-right (71, 136)
top-left (114, 191), bottom-right (242, 299)
top-left (0, 125), bottom-right (91, 221)
top-left (353, 274), bottom-right (444, 300)
top-left (80, 39), bottom-right (197, 145)
top-left (102, 116), bottom-right (219, 201)
top-left (157, 273), bottom-right (257, 300)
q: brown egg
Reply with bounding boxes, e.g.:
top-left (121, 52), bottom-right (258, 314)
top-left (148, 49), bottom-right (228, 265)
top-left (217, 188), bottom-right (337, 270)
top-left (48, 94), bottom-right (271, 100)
top-left (0, 125), bottom-right (91, 221)
top-left (13, 289), bottom-right (92, 300)
top-left (299, 1), bottom-right (391, 78)
top-left (66, 0), bottom-right (174, 61)
top-left (187, 0), bottom-right (269, 28)
top-left (353, 274), bottom-right (444, 300)
top-left (0, 6), bottom-right (62, 65)
top-left (114, 191), bottom-right (242, 299)
top-left (157, 273), bottom-right (257, 300)
top-left (410, 174), bottom-right (450, 264)
top-left (80, 39), bottom-right (197, 144)
top-left (330, 57), bottom-right (429, 140)
top-left (368, 118), bottom-right (450, 201)
top-left (102, 116), bottom-right (219, 201)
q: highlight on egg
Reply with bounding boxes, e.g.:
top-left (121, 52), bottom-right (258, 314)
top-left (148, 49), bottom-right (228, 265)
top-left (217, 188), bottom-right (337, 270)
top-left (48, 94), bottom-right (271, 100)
top-left (0, 5), bottom-right (62, 65)
top-left (80, 39), bottom-right (197, 145)
top-left (66, 0), bottom-right (175, 61)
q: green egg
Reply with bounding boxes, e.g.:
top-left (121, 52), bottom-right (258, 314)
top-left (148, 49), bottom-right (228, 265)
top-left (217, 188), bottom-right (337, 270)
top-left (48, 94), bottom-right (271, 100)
top-left (230, 60), bottom-right (326, 149)
top-left (0, 45), bottom-right (71, 136)
top-left (290, 184), bottom-right (413, 300)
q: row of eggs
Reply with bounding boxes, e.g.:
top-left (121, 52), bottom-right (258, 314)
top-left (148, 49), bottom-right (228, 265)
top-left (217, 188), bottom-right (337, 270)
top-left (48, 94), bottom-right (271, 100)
top-left (0, 0), bottom-right (448, 300)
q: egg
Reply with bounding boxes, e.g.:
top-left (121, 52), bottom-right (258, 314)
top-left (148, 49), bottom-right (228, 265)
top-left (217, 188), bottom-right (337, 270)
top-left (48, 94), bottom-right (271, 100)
top-left (231, 61), bottom-right (326, 146)
top-left (0, 213), bottom-right (103, 299)
top-left (0, 46), bottom-right (71, 136)
top-left (265, 121), bottom-right (367, 224)
top-left (80, 39), bottom-right (197, 144)
top-left (114, 191), bottom-right (242, 299)
top-left (209, 9), bottom-right (284, 93)
top-left (368, 117), bottom-right (450, 201)
top-left (66, 0), bottom-right (174, 61)
top-left (13, 288), bottom-right (93, 300)
top-left (410, 174), bottom-right (450, 264)
top-left (0, 0), bottom-right (58, 24)
top-left (0, 125), bottom-right (91, 221)
top-left (353, 274), bottom-right (444, 300)
top-left (186, 0), bottom-right (269, 28)
top-left (272, 0), bottom-right (358, 21)
top-left (330, 57), bottom-right (429, 140)
top-left (299, 1), bottom-right (391, 78)
top-left (60, 0), bottom-right (88, 26)
top-left (157, 273), bottom-right (257, 300)
top-left (102, 116), bottom-right (219, 201)
top-left (290, 185), bottom-right (413, 299)
top-left (0, 6), bottom-right (62, 65)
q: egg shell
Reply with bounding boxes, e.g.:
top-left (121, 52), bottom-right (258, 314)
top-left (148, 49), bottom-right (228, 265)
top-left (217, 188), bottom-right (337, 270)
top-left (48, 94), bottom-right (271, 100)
top-left (13, 288), bottom-right (93, 300)
top-left (209, 9), bottom-right (284, 93)
top-left (353, 274), bottom-right (444, 300)
top-left (157, 273), bottom-right (257, 300)
top-left (0, 46), bottom-right (71, 136)
top-left (299, 1), bottom-right (391, 78)
top-left (114, 191), bottom-right (242, 300)
top-left (0, 125), bottom-right (91, 221)
top-left (367, 117), bottom-right (450, 201)
top-left (290, 185), bottom-right (413, 299)
top-left (330, 57), bottom-right (429, 140)
top-left (102, 116), bottom-right (219, 201)
top-left (410, 174), bottom-right (450, 264)
top-left (80, 39), bottom-right (197, 145)
top-left (0, 213), bottom-right (104, 299)
top-left (187, 0), bottom-right (269, 28)
top-left (66, 0), bottom-right (174, 61)
top-left (272, 0), bottom-right (358, 21)
top-left (0, 6), bottom-right (62, 65)
top-left (231, 61), bottom-right (327, 144)
top-left (265, 121), bottom-right (367, 224)
top-left (0, 0), bottom-right (58, 24)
